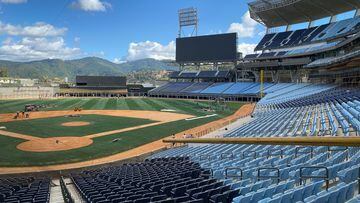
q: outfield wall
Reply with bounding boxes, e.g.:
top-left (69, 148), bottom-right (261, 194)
top-left (0, 87), bottom-right (59, 99)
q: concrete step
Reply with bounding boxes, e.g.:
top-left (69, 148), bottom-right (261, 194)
top-left (49, 178), bottom-right (64, 203)
top-left (63, 177), bottom-right (86, 203)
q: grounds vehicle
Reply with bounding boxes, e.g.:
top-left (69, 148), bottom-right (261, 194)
top-left (25, 104), bottom-right (39, 112)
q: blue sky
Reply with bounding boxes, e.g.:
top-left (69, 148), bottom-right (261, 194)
top-left (0, 0), bottom-right (266, 62)
top-left (0, 0), bottom-right (356, 62)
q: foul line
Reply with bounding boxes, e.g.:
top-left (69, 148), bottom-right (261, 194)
top-left (185, 114), bottom-right (218, 121)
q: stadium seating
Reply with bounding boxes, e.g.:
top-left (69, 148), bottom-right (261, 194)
top-left (71, 157), bottom-right (238, 203)
top-left (151, 143), bottom-right (360, 203)
top-left (0, 177), bottom-right (50, 203)
top-left (169, 71), bottom-right (231, 79)
top-left (254, 16), bottom-right (360, 51)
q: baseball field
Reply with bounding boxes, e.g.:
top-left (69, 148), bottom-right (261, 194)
top-left (0, 97), bottom-right (246, 170)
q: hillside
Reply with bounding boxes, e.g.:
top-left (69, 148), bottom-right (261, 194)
top-left (0, 57), bottom-right (177, 81)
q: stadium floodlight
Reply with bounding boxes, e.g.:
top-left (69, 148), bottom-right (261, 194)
top-left (178, 7), bottom-right (198, 38)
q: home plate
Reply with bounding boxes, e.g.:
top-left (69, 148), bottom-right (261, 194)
top-left (185, 114), bottom-right (218, 121)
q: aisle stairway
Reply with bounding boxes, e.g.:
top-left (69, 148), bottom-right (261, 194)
top-left (63, 177), bottom-right (85, 202)
top-left (49, 178), bottom-right (64, 203)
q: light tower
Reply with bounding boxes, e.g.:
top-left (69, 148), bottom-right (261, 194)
top-left (178, 7), bottom-right (198, 38)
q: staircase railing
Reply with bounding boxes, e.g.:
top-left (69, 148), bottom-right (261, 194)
top-left (225, 167), bottom-right (243, 180)
top-left (300, 166), bottom-right (329, 190)
top-left (60, 177), bottom-right (74, 203)
top-left (257, 167), bottom-right (280, 184)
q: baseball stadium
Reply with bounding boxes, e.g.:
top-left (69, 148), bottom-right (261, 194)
top-left (0, 0), bottom-right (360, 203)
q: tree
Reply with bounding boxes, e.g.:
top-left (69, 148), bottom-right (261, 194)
top-left (0, 67), bottom-right (8, 77)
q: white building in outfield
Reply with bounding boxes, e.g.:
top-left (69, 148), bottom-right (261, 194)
top-left (0, 77), bottom-right (39, 87)
top-left (0, 86), bottom-right (59, 99)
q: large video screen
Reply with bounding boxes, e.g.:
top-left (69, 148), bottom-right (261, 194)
top-left (176, 33), bottom-right (237, 63)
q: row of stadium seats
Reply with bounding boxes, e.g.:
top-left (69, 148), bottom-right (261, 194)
top-left (71, 157), bottom-right (240, 203)
top-left (255, 16), bottom-right (360, 51)
top-left (306, 50), bottom-right (360, 68)
top-left (0, 177), bottom-right (50, 203)
top-left (151, 144), bottom-right (360, 203)
top-left (244, 41), bottom-right (339, 60)
top-left (169, 71), bottom-right (231, 79)
top-left (242, 88), bottom-right (360, 136)
top-left (149, 82), bottom-right (334, 97)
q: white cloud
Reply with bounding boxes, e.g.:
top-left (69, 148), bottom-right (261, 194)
top-left (74, 37), bottom-right (80, 43)
top-left (227, 11), bottom-right (259, 38)
top-left (1, 0), bottom-right (27, 4)
top-left (0, 22), bottom-right (67, 37)
top-left (237, 43), bottom-right (257, 56)
top-left (0, 37), bottom-right (81, 61)
top-left (72, 0), bottom-right (111, 12)
top-left (126, 40), bottom-right (175, 61)
top-left (113, 58), bottom-right (126, 64)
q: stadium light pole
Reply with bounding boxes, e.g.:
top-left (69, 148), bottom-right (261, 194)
top-left (178, 7), bottom-right (198, 38)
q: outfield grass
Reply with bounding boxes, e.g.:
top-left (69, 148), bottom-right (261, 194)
top-left (0, 98), bottom-right (243, 166)
top-left (0, 115), bottom-right (155, 138)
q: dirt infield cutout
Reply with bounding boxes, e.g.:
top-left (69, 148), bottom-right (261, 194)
top-left (0, 110), bottom-right (193, 152)
top-left (17, 137), bottom-right (93, 152)
top-left (61, 121), bottom-right (91, 127)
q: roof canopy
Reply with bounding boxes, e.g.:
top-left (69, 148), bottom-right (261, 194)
top-left (248, 0), bottom-right (360, 28)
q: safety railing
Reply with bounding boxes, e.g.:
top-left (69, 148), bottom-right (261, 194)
top-left (267, 149), bottom-right (283, 159)
top-left (358, 167), bottom-right (360, 194)
top-left (300, 166), bottom-right (329, 190)
top-left (60, 177), bottom-right (74, 203)
top-left (201, 168), bottom-right (214, 178)
top-left (199, 154), bottom-right (212, 161)
top-left (257, 167), bottom-right (280, 184)
top-left (220, 152), bottom-right (235, 160)
top-left (243, 150), bottom-right (257, 159)
top-left (225, 167), bottom-right (243, 180)
top-left (327, 146), bottom-right (349, 160)
top-left (295, 147), bottom-right (313, 158)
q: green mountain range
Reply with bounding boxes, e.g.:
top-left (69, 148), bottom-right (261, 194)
top-left (0, 57), bottom-right (178, 81)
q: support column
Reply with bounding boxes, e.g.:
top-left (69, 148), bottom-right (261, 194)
top-left (253, 71), bottom-right (260, 82)
top-left (285, 24), bottom-right (292, 31)
top-left (308, 20), bottom-right (315, 28)
top-left (290, 69), bottom-right (300, 83)
top-left (271, 70), bottom-right (279, 83)
top-left (355, 9), bottom-right (360, 17)
top-left (330, 15), bottom-right (337, 23)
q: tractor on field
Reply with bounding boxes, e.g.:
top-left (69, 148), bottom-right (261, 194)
top-left (25, 104), bottom-right (39, 112)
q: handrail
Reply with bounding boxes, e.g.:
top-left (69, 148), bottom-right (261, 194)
top-left (201, 168), bottom-right (213, 178)
top-left (358, 167), bottom-right (360, 194)
top-left (199, 154), bottom-right (211, 161)
top-left (163, 137), bottom-right (360, 147)
top-left (327, 146), bottom-right (349, 160)
top-left (60, 176), bottom-right (74, 203)
top-left (225, 167), bottom-right (243, 180)
top-left (243, 151), bottom-right (257, 159)
top-left (300, 166), bottom-right (329, 190)
top-left (267, 149), bottom-right (283, 159)
top-left (257, 167), bottom-right (280, 184)
top-left (220, 152), bottom-right (234, 160)
top-left (295, 147), bottom-right (313, 158)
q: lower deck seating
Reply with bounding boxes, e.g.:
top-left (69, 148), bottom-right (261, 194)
top-left (151, 145), bottom-right (360, 203)
top-left (72, 157), bottom-right (237, 203)
top-left (0, 177), bottom-right (50, 203)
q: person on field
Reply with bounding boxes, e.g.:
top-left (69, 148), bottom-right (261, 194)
top-left (15, 111), bottom-right (19, 119)
top-left (171, 134), bottom-right (176, 147)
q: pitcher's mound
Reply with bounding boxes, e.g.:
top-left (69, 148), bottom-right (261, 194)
top-left (17, 137), bottom-right (93, 152)
top-left (61, 121), bottom-right (90, 127)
